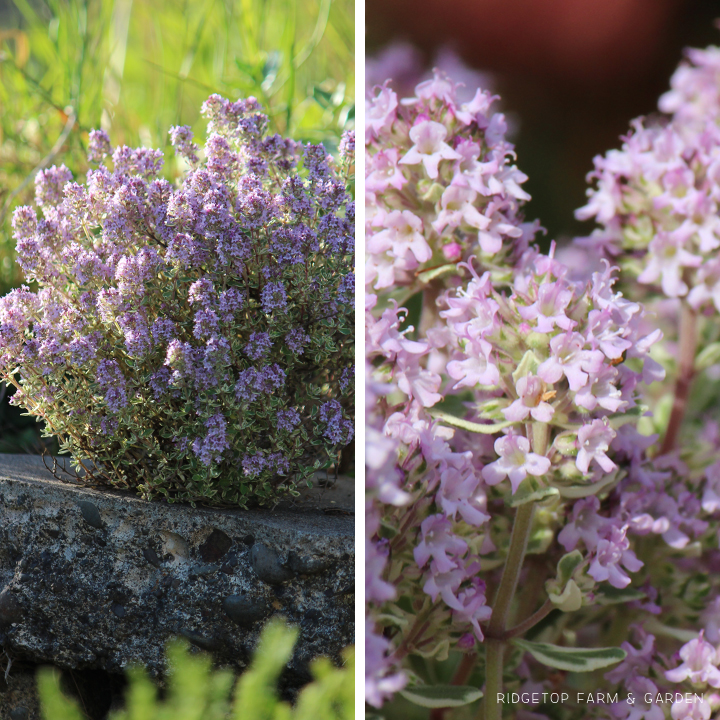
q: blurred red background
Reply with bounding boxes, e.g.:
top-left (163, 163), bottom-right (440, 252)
top-left (366, 0), bottom-right (719, 243)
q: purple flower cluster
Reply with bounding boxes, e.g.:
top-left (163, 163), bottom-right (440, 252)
top-left (244, 331), bottom-right (272, 360)
top-left (577, 47), bottom-right (720, 309)
top-left (366, 70), bottom-right (538, 292)
top-left (365, 54), bottom-right (720, 717)
top-left (260, 282), bottom-right (288, 313)
top-left (234, 364), bottom-right (286, 403)
top-left (276, 407), bottom-right (300, 432)
top-left (1, 94), bottom-right (354, 507)
top-left (96, 359), bottom-right (128, 413)
top-left (192, 413), bottom-right (228, 466)
top-left (169, 125), bottom-right (200, 165)
top-left (320, 399), bottom-right (354, 446)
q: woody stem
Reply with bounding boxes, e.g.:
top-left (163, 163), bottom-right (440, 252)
top-left (660, 302), bottom-right (698, 455)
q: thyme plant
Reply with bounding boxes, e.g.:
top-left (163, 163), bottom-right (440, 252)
top-left (3, 95), bottom-right (354, 507)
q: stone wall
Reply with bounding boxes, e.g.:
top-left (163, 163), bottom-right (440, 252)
top-left (0, 455), bottom-right (354, 719)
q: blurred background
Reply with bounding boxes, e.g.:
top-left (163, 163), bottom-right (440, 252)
top-left (0, 0), bottom-right (353, 453)
top-left (367, 0), bottom-right (719, 246)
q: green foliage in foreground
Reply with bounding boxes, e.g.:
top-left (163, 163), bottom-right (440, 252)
top-left (37, 618), bottom-right (355, 720)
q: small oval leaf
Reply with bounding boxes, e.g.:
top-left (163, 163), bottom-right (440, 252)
top-left (416, 264), bottom-right (457, 284)
top-left (513, 639), bottom-right (626, 672)
top-left (556, 471), bottom-right (620, 499)
top-left (509, 478), bottom-right (559, 507)
top-left (431, 411), bottom-right (513, 435)
top-left (593, 585), bottom-right (646, 605)
top-left (400, 685), bottom-right (484, 709)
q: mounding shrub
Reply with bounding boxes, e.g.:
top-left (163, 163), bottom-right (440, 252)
top-left (3, 95), bottom-right (354, 507)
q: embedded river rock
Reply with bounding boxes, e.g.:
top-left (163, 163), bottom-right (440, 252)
top-left (0, 455), bottom-right (353, 716)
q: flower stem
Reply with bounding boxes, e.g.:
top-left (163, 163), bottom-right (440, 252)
top-left (483, 640), bottom-right (504, 720)
top-left (394, 601), bottom-right (438, 660)
top-left (660, 302), bottom-right (698, 455)
top-left (488, 502), bottom-right (536, 637)
top-left (480, 501), bottom-right (536, 720)
top-left (501, 599), bottom-right (554, 640)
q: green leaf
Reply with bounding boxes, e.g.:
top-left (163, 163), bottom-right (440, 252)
top-left (512, 350), bottom-right (541, 385)
top-left (607, 405), bottom-right (646, 429)
top-left (378, 521), bottom-right (398, 539)
top-left (415, 264), bottom-right (457, 284)
top-left (400, 685), bottom-right (484, 709)
top-left (593, 585), bottom-right (646, 605)
top-left (513, 639), bottom-right (626, 672)
top-left (557, 550), bottom-right (584, 582)
top-left (545, 550), bottom-right (587, 611)
top-left (508, 477), bottom-right (559, 507)
top-left (695, 342), bottom-right (720, 372)
top-left (431, 411), bottom-right (513, 435)
top-left (547, 579), bottom-right (583, 612)
top-left (556, 470), bottom-right (620, 498)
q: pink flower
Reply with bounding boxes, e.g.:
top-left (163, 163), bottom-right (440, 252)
top-left (371, 210), bottom-right (432, 265)
top-left (442, 242), bottom-right (462, 261)
top-left (610, 676), bottom-right (665, 720)
top-left (574, 367), bottom-right (624, 413)
top-left (454, 578), bottom-right (492, 641)
top-left (518, 281), bottom-right (576, 334)
top-left (411, 69), bottom-right (457, 104)
top-left (394, 351), bottom-right (443, 407)
top-left (422, 560), bottom-right (471, 610)
top-left (605, 631), bottom-right (656, 684)
top-left (433, 185), bottom-right (490, 235)
top-left (365, 620), bottom-right (407, 708)
top-left (366, 149), bottom-right (407, 192)
top-left (665, 633), bottom-right (720, 687)
top-left (446, 338), bottom-right (500, 389)
top-left (670, 697), bottom-right (711, 720)
top-left (366, 538), bottom-right (397, 604)
top-left (503, 375), bottom-right (555, 423)
top-left (688, 257), bottom-right (720, 312)
top-left (400, 120), bottom-right (461, 179)
top-left (438, 467), bottom-right (490, 527)
top-left (414, 515), bottom-right (468, 573)
top-left (588, 525), bottom-right (643, 588)
top-left (701, 596), bottom-right (720, 644)
top-left (366, 84), bottom-right (398, 142)
top-left (577, 419), bottom-right (617, 474)
top-left (637, 230), bottom-right (702, 297)
top-left (558, 497), bottom-right (607, 552)
top-left (538, 332), bottom-right (604, 392)
top-left (482, 434), bottom-right (551, 493)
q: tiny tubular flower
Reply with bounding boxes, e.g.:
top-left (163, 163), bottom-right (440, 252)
top-left (400, 120), bottom-right (462, 179)
top-left (577, 419), bottom-right (617, 474)
top-left (481, 433), bottom-right (551, 493)
top-left (665, 633), bottom-right (720, 687)
top-left (503, 374), bottom-right (555, 423)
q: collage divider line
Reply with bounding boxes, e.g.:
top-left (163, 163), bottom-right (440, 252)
top-left (354, 0), bottom-right (366, 714)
